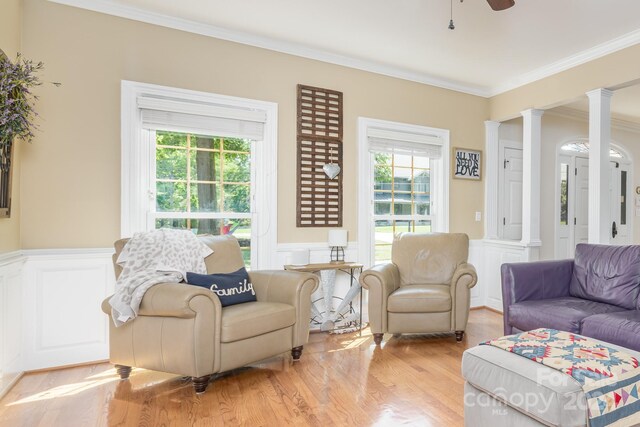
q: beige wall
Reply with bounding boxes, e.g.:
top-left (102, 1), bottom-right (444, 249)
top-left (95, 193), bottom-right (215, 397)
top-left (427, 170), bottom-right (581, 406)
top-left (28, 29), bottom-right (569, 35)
top-left (0, 0), bottom-right (22, 253)
top-left (490, 44), bottom-right (640, 122)
top-left (19, 0), bottom-right (488, 249)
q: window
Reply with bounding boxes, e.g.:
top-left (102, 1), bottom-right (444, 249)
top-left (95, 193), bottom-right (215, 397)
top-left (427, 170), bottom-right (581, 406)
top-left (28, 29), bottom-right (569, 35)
top-left (559, 163), bottom-right (569, 225)
top-left (153, 131), bottom-right (253, 266)
top-left (373, 152), bottom-right (432, 263)
top-left (358, 118), bottom-right (449, 266)
top-left (122, 81), bottom-right (278, 270)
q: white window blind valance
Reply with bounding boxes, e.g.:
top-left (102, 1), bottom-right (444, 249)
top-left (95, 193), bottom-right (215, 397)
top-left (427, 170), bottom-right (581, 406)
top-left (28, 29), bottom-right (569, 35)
top-left (367, 127), bottom-right (443, 159)
top-left (138, 95), bottom-right (266, 141)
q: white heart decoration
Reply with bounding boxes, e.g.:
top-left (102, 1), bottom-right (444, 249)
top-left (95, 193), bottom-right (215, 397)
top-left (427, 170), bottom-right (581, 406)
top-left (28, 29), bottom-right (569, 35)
top-left (323, 163), bottom-right (341, 179)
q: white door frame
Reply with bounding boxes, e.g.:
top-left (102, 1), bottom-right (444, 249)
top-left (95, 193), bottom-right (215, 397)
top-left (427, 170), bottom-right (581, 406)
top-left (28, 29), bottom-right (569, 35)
top-left (554, 138), bottom-right (633, 258)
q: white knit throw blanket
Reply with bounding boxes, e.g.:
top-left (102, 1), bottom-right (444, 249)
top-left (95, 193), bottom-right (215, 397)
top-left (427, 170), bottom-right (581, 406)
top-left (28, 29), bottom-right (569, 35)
top-left (109, 229), bottom-right (213, 327)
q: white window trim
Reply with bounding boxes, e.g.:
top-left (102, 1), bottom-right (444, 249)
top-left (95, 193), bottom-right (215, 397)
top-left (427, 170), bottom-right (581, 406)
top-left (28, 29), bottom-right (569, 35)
top-left (121, 80), bottom-right (278, 269)
top-left (357, 117), bottom-right (450, 267)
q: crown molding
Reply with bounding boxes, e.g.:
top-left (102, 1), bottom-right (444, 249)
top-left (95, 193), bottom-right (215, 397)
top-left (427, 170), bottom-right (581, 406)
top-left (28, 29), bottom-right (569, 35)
top-left (47, 0), bottom-right (492, 97)
top-left (490, 29), bottom-right (640, 96)
top-left (46, 1), bottom-right (640, 99)
top-left (547, 106), bottom-right (640, 134)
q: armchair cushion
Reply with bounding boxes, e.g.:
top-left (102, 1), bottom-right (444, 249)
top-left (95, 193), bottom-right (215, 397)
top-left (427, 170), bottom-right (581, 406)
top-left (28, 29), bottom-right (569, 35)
top-left (387, 285), bottom-right (451, 313)
top-left (186, 267), bottom-right (256, 307)
top-left (221, 302), bottom-right (295, 343)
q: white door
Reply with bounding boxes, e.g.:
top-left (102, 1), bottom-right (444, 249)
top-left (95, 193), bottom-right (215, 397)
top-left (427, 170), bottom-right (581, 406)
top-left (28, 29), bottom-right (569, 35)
top-left (573, 157), bottom-right (589, 255)
top-left (499, 146), bottom-right (523, 240)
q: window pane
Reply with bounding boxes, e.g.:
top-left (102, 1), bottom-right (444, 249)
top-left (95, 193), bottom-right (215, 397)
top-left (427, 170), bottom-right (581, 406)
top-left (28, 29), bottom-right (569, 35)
top-left (156, 147), bottom-right (187, 180)
top-left (222, 137), bottom-right (251, 152)
top-left (374, 166), bottom-right (392, 191)
top-left (394, 154), bottom-right (412, 167)
top-left (374, 199), bottom-right (391, 215)
top-left (190, 218), bottom-right (223, 235)
top-left (156, 182), bottom-right (187, 212)
top-left (393, 167), bottom-right (412, 192)
top-left (223, 184), bottom-right (251, 213)
top-left (413, 170), bottom-right (430, 193)
top-left (414, 194), bottom-right (430, 215)
top-left (223, 152), bottom-right (251, 183)
top-left (394, 219), bottom-right (413, 234)
top-left (156, 131), bottom-right (187, 147)
top-left (190, 183), bottom-right (220, 212)
top-left (414, 220), bottom-right (432, 233)
top-left (155, 218), bottom-right (188, 229)
top-left (374, 153), bottom-right (391, 167)
top-left (621, 170), bottom-right (627, 226)
top-left (413, 156), bottom-right (429, 169)
top-left (193, 135), bottom-right (220, 150)
top-left (560, 163), bottom-right (568, 225)
top-left (190, 151), bottom-right (220, 182)
top-left (374, 219), bottom-right (394, 264)
top-left (393, 198), bottom-right (412, 215)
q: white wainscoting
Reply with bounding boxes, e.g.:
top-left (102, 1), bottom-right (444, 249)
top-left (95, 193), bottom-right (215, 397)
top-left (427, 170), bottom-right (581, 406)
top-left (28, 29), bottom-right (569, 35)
top-left (476, 240), bottom-right (533, 312)
top-left (21, 249), bottom-right (115, 371)
top-left (0, 237), bottom-right (527, 386)
top-left (0, 252), bottom-right (26, 398)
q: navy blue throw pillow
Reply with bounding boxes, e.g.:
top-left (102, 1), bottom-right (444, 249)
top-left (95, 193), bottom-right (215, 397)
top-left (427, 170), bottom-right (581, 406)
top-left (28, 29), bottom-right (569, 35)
top-left (186, 268), bottom-right (256, 307)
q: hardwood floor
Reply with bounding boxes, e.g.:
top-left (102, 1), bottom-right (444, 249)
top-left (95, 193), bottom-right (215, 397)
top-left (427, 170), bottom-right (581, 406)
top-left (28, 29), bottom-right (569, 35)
top-left (0, 309), bottom-right (502, 426)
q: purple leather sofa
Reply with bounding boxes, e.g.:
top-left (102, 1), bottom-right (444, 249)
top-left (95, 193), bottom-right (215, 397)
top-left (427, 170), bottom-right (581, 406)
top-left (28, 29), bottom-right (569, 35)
top-left (501, 243), bottom-right (640, 351)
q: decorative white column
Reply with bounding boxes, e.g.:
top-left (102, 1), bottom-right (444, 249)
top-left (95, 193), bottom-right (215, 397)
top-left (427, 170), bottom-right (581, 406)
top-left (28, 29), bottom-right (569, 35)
top-left (484, 121), bottom-right (501, 240)
top-left (521, 109), bottom-right (544, 253)
top-left (586, 88), bottom-right (613, 244)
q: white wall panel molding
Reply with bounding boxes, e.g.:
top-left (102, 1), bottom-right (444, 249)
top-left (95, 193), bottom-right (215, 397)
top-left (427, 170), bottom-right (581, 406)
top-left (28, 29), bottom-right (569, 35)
top-left (0, 252), bottom-right (25, 398)
top-left (22, 249), bottom-right (115, 371)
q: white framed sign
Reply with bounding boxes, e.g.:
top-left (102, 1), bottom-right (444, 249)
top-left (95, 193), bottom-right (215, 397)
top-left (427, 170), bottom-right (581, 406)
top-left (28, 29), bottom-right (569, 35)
top-left (453, 147), bottom-right (481, 180)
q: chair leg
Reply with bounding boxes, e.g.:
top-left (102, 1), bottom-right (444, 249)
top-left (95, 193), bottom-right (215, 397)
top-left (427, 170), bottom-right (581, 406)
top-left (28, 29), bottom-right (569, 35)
top-left (373, 333), bottom-right (384, 345)
top-left (115, 365), bottom-right (131, 380)
top-left (192, 375), bottom-right (212, 394)
top-left (455, 331), bottom-right (464, 342)
top-left (291, 346), bottom-right (303, 361)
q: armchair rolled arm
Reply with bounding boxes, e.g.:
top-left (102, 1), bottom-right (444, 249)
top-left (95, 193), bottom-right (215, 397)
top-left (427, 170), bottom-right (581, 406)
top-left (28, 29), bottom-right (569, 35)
top-left (249, 270), bottom-right (319, 305)
top-left (450, 262), bottom-right (478, 332)
top-left (451, 262), bottom-right (478, 291)
top-left (101, 282), bottom-right (222, 319)
top-left (249, 270), bottom-right (319, 348)
top-left (360, 263), bottom-right (401, 334)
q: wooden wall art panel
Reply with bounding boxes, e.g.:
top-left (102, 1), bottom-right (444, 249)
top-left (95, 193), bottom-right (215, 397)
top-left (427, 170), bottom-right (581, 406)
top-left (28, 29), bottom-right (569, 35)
top-left (296, 85), bottom-right (343, 227)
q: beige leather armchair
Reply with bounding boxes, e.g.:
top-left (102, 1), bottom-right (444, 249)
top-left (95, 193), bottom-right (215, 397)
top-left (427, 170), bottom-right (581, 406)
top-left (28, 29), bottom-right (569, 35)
top-left (360, 233), bottom-right (477, 345)
top-left (101, 235), bottom-right (318, 393)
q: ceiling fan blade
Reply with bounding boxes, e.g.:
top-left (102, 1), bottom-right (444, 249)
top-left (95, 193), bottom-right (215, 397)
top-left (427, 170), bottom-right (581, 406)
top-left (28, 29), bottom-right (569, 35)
top-left (487, 0), bottom-right (515, 11)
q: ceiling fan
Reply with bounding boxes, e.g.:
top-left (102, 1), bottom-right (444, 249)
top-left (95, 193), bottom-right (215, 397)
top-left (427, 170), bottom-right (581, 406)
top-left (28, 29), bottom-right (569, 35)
top-left (486, 0), bottom-right (515, 11)
top-left (449, 0), bottom-right (515, 30)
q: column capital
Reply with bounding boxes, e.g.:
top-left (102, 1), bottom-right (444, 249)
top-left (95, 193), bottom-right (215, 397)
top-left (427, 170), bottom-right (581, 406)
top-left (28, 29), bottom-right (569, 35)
top-left (520, 108), bottom-right (545, 118)
top-left (484, 120), bottom-right (501, 130)
top-left (586, 88), bottom-right (614, 100)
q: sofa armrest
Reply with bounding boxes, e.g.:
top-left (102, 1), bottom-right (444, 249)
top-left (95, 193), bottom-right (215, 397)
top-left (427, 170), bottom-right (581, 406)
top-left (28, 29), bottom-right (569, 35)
top-left (359, 263), bottom-right (401, 334)
top-left (501, 259), bottom-right (574, 334)
top-left (101, 282), bottom-right (222, 319)
top-left (249, 270), bottom-right (319, 347)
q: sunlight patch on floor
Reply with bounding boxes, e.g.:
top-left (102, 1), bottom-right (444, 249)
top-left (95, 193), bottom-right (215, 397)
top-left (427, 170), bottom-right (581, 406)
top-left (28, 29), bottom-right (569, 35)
top-left (7, 377), bottom-right (118, 406)
top-left (327, 336), bottom-right (371, 352)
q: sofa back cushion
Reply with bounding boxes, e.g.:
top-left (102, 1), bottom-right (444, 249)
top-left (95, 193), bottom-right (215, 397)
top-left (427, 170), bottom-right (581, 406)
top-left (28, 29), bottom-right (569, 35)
top-left (569, 244), bottom-right (640, 310)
